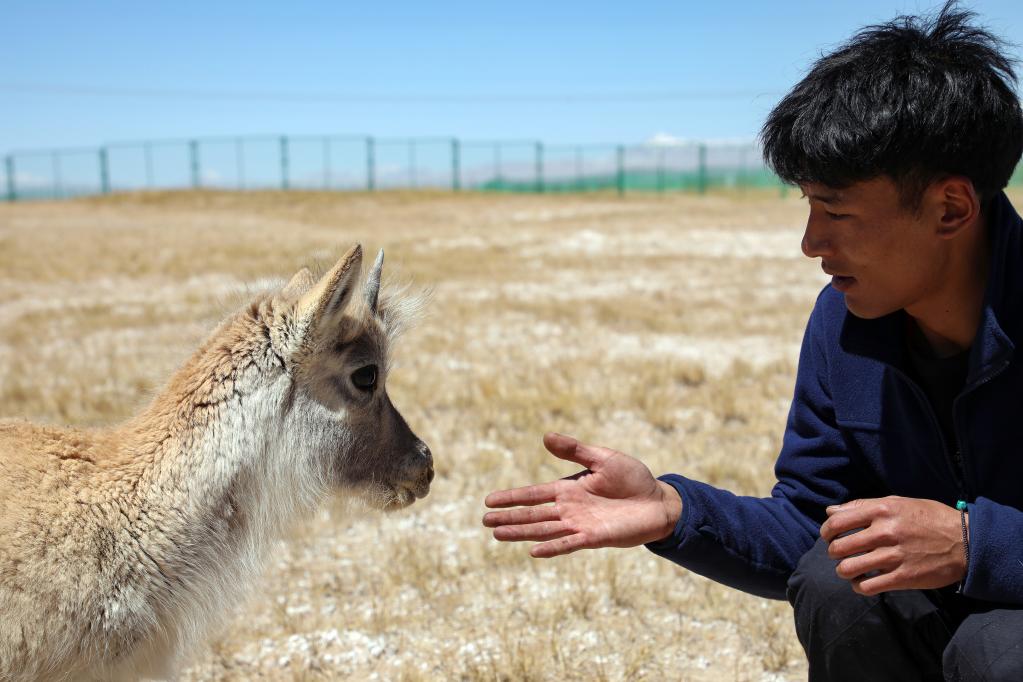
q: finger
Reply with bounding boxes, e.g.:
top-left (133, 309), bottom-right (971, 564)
top-left (530, 533), bottom-right (591, 558)
top-left (543, 432), bottom-right (613, 470)
top-left (485, 481), bottom-right (559, 509)
top-left (835, 547), bottom-right (898, 582)
top-left (820, 502), bottom-right (880, 542)
top-left (492, 521), bottom-right (571, 543)
top-left (827, 526), bottom-right (884, 560)
top-left (851, 570), bottom-right (900, 596)
top-left (825, 498), bottom-right (866, 516)
top-left (482, 505), bottom-right (560, 528)
top-left (826, 496), bottom-right (894, 516)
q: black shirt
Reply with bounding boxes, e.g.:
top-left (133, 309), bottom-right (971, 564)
top-left (904, 321), bottom-right (970, 479)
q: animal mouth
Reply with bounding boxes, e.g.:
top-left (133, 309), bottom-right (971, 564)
top-left (381, 487), bottom-right (410, 511)
top-left (382, 479), bottom-right (430, 511)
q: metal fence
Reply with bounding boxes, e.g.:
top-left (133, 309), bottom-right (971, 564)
top-left (5, 134), bottom-right (1021, 201)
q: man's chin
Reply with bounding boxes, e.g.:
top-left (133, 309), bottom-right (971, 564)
top-left (843, 295), bottom-right (897, 320)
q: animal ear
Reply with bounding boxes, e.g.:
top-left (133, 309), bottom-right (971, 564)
top-left (294, 245), bottom-right (363, 345)
top-left (281, 267), bottom-right (316, 300)
top-left (364, 249), bottom-right (384, 315)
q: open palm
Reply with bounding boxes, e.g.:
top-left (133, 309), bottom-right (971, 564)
top-left (483, 433), bottom-right (681, 558)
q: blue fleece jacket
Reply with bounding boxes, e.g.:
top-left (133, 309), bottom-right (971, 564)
top-left (647, 192), bottom-right (1023, 604)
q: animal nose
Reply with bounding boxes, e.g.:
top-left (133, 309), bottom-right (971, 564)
top-left (417, 440), bottom-right (432, 463)
top-left (417, 441), bottom-right (434, 482)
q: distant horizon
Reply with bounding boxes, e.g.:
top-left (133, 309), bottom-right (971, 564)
top-left (3, 130), bottom-right (769, 155)
top-left (3, 1), bottom-right (1022, 154)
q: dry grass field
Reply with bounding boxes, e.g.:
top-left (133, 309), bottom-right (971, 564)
top-left (6, 188), bottom-right (1016, 680)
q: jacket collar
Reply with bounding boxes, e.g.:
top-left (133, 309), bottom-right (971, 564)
top-left (839, 191), bottom-right (1019, 383)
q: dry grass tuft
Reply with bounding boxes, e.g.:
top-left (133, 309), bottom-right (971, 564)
top-left (15, 187), bottom-right (1007, 679)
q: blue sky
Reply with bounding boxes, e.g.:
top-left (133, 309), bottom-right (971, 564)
top-left (2, 1), bottom-right (1022, 153)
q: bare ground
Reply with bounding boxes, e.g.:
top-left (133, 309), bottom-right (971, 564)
top-left (6, 188), bottom-right (1006, 680)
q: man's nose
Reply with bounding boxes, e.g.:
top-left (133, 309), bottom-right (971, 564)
top-left (801, 215), bottom-right (834, 258)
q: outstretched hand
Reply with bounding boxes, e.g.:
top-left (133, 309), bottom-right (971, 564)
top-left (482, 433), bottom-right (682, 558)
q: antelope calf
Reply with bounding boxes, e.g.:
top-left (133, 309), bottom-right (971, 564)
top-left (0, 245), bottom-right (433, 681)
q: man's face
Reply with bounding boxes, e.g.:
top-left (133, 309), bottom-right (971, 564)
top-left (800, 176), bottom-right (951, 320)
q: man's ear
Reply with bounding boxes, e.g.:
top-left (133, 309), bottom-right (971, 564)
top-left (934, 177), bottom-right (980, 239)
top-left (294, 245), bottom-right (363, 347)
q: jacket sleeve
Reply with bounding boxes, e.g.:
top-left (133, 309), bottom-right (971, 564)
top-left (646, 291), bottom-right (878, 599)
top-left (962, 497), bottom-right (1023, 604)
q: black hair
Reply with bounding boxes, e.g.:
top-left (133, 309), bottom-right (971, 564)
top-left (761, 1), bottom-right (1023, 208)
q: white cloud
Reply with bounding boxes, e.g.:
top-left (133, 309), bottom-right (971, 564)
top-left (644, 132), bottom-right (758, 147)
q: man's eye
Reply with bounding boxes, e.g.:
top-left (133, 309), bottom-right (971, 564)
top-left (827, 212), bottom-right (850, 220)
top-left (351, 365), bottom-right (378, 392)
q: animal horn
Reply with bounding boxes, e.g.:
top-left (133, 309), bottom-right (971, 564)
top-left (365, 248), bottom-right (384, 314)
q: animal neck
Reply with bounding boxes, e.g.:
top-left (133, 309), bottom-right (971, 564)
top-left (116, 304), bottom-right (321, 590)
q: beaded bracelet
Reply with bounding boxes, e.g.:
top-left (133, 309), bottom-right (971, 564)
top-left (955, 500), bottom-right (969, 594)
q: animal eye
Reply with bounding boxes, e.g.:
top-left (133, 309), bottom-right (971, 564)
top-left (351, 365), bottom-right (378, 392)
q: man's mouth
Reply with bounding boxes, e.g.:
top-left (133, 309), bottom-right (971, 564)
top-left (831, 275), bottom-right (855, 292)
top-left (822, 264), bottom-right (856, 292)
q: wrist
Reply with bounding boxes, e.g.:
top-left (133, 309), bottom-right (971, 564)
top-left (955, 500), bottom-right (970, 592)
top-left (656, 480), bottom-right (683, 542)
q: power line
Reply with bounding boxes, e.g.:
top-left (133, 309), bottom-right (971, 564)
top-left (0, 82), bottom-right (782, 104)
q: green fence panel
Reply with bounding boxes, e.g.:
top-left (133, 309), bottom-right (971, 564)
top-left (28, 133), bottom-right (1023, 200)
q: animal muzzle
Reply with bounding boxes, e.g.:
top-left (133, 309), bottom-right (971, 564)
top-left (395, 440), bottom-right (434, 501)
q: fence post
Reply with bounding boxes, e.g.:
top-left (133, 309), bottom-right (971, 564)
top-left (451, 138), bottom-right (460, 191)
top-left (189, 140), bottom-right (200, 189)
top-left (738, 146), bottom-right (747, 195)
top-left (323, 137), bottom-right (331, 190)
top-left (657, 148), bottom-right (666, 194)
top-left (52, 152), bottom-right (62, 199)
top-left (697, 143), bottom-right (708, 195)
top-left (616, 145), bottom-right (626, 197)
top-left (366, 136), bottom-right (375, 191)
top-left (144, 142), bottom-right (154, 188)
top-left (494, 143), bottom-right (502, 186)
top-left (5, 155), bottom-right (15, 202)
top-left (574, 146), bottom-right (583, 192)
top-left (535, 141), bottom-right (544, 193)
top-left (236, 138), bottom-right (245, 190)
top-left (409, 139), bottom-right (417, 188)
top-left (99, 147), bottom-right (110, 194)
top-left (278, 135), bottom-right (290, 191)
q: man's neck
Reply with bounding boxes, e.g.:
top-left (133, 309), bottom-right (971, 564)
top-left (906, 217), bottom-right (990, 359)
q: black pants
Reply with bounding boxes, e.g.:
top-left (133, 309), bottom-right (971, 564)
top-left (787, 538), bottom-right (1023, 681)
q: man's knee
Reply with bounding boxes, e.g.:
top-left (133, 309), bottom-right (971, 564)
top-left (787, 537), bottom-right (876, 647)
top-left (787, 538), bottom-right (949, 680)
top-left (944, 607), bottom-right (1023, 681)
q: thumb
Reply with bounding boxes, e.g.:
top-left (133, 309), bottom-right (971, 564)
top-left (543, 432), bottom-right (611, 470)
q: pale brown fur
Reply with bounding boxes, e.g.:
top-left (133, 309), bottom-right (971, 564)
top-left (0, 246), bottom-right (432, 681)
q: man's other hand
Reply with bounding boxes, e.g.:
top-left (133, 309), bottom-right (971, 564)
top-left (482, 433), bottom-right (683, 558)
top-left (820, 495), bottom-right (968, 595)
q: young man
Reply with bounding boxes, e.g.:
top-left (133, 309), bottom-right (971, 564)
top-left (483, 4), bottom-right (1023, 680)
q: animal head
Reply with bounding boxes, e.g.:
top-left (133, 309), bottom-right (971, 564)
top-left (267, 245), bottom-right (432, 510)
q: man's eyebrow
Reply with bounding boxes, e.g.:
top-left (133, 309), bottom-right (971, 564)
top-left (805, 191), bottom-right (843, 205)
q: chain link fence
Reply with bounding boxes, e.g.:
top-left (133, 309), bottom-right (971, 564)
top-left (5, 134), bottom-right (1021, 201)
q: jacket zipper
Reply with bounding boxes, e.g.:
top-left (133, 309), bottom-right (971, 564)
top-left (951, 357), bottom-right (1012, 498)
top-left (889, 357), bottom-right (1011, 503)
top-left (889, 366), bottom-right (966, 500)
